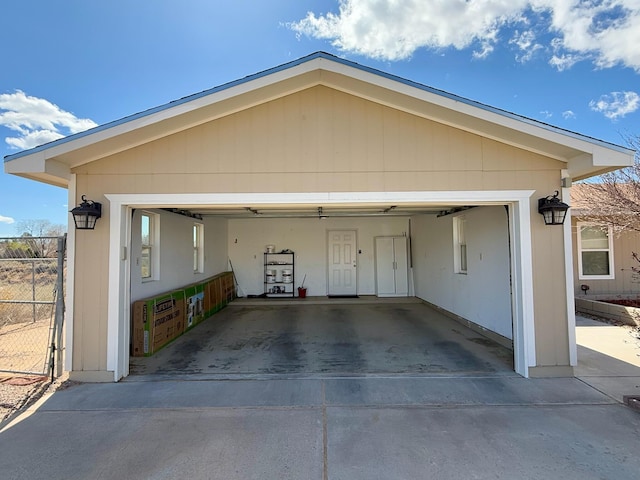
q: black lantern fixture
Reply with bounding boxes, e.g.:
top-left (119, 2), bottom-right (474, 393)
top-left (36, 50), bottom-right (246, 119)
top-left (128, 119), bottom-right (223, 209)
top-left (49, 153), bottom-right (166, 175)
top-left (538, 191), bottom-right (569, 225)
top-left (70, 195), bottom-right (102, 230)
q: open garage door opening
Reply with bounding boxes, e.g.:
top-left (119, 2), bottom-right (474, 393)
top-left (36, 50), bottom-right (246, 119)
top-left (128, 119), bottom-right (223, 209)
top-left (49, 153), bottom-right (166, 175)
top-left (130, 300), bottom-right (514, 377)
top-left (122, 196), bottom-right (521, 380)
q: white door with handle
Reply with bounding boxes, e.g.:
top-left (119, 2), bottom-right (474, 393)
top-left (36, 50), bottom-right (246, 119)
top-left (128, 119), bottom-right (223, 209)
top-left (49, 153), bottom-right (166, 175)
top-left (327, 230), bottom-right (357, 296)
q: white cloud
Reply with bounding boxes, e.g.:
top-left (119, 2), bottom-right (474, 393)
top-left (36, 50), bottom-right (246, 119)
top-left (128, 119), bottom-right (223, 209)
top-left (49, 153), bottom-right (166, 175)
top-left (291, 1), bottom-right (640, 71)
top-left (5, 129), bottom-right (65, 150)
top-left (539, 110), bottom-right (553, 119)
top-left (548, 53), bottom-right (584, 71)
top-left (562, 110), bottom-right (576, 119)
top-left (589, 91), bottom-right (640, 120)
top-left (0, 215), bottom-right (15, 225)
top-left (510, 29), bottom-right (543, 63)
top-left (290, 0), bottom-right (529, 61)
top-left (0, 90), bottom-right (97, 150)
top-left (538, 0), bottom-right (640, 71)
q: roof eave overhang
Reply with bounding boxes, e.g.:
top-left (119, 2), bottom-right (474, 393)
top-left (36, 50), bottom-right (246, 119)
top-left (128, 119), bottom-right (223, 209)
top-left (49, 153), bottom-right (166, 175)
top-left (3, 150), bottom-right (70, 187)
top-left (4, 52), bottom-right (634, 187)
top-left (566, 148), bottom-right (634, 182)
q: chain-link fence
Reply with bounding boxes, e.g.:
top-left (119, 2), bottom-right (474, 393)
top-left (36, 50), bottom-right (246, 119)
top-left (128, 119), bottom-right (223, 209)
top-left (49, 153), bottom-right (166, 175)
top-left (0, 236), bottom-right (65, 376)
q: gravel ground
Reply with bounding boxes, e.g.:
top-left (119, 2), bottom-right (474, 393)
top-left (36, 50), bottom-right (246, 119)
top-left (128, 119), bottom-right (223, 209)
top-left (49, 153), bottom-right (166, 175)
top-left (0, 376), bottom-right (51, 425)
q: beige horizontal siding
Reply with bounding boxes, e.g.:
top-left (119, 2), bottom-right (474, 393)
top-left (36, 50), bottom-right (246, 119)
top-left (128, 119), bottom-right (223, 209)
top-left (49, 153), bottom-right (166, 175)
top-left (76, 86), bottom-right (563, 184)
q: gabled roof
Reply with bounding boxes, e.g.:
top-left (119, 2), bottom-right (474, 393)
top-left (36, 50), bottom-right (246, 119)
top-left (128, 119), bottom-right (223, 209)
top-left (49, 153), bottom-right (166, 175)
top-left (4, 51), bottom-right (634, 187)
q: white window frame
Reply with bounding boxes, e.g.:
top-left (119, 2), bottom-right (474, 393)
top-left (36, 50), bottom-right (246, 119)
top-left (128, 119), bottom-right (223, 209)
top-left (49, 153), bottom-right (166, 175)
top-left (140, 211), bottom-right (160, 282)
top-left (453, 215), bottom-right (467, 274)
top-left (193, 222), bottom-right (204, 273)
top-left (577, 222), bottom-right (614, 280)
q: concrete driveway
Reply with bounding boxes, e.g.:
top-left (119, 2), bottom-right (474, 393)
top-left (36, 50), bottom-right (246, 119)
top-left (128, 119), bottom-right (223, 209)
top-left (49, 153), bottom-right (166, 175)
top-left (1, 308), bottom-right (639, 480)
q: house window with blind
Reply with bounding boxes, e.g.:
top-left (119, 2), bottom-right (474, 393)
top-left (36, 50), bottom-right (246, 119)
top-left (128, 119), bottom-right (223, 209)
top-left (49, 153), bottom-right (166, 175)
top-left (453, 216), bottom-right (467, 274)
top-left (193, 223), bottom-right (204, 273)
top-left (577, 222), bottom-right (614, 279)
top-left (141, 212), bottom-right (159, 281)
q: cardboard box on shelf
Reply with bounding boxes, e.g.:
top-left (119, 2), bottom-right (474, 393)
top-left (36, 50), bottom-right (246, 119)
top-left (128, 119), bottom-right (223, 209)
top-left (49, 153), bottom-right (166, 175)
top-left (221, 272), bottom-right (235, 304)
top-left (130, 272), bottom-right (235, 357)
top-left (203, 277), bottom-right (214, 317)
top-left (184, 283), bottom-right (205, 330)
top-left (131, 290), bottom-right (185, 357)
top-left (208, 275), bottom-right (222, 313)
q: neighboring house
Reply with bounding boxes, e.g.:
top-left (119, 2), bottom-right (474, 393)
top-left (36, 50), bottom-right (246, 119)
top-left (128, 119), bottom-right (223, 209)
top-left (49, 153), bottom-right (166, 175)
top-left (571, 183), bottom-right (640, 297)
top-left (4, 52), bottom-right (634, 382)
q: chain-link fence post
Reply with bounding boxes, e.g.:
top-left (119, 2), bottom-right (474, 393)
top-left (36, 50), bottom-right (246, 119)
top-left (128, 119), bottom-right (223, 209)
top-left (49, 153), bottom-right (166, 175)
top-left (54, 235), bottom-right (66, 378)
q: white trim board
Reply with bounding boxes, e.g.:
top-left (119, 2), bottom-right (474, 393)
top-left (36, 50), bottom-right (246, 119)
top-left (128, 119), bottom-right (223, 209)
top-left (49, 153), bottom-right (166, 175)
top-left (563, 184), bottom-right (577, 367)
top-left (103, 190), bottom-right (536, 381)
top-left (64, 174), bottom-right (77, 373)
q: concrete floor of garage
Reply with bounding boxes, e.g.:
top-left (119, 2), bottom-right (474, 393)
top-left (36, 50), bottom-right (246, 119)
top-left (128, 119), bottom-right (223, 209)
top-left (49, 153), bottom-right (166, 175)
top-left (130, 297), bottom-right (514, 378)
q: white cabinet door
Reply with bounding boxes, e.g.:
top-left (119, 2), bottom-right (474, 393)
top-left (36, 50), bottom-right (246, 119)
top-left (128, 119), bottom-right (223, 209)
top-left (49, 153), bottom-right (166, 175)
top-left (375, 237), bottom-right (396, 296)
top-left (375, 236), bottom-right (408, 297)
top-left (393, 237), bottom-right (409, 296)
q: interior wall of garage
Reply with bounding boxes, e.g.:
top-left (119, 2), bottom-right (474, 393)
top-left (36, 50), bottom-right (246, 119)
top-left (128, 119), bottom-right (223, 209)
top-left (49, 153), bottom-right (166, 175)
top-left (130, 209), bottom-right (229, 302)
top-left (411, 206), bottom-right (512, 339)
top-left (228, 216), bottom-right (410, 296)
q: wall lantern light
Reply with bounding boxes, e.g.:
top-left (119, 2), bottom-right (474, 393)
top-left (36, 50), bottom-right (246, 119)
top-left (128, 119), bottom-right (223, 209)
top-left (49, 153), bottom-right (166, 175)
top-left (537, 191), bottom-right (569, 225)
top-left (70, 195), bottom-right (102, 230)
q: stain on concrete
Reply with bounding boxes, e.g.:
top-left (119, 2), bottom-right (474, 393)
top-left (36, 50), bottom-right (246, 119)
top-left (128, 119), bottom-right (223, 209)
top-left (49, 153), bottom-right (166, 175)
top-left (433, 340), bottom-right (492, 371)
top-left (468, 337), bottom-right (496, 347)
top-left (260, 307), bottom-right (304, 373)
top-left (314, 307), bottom-right (365, 373)
top-left (131, 303), bottom-right (514, 377)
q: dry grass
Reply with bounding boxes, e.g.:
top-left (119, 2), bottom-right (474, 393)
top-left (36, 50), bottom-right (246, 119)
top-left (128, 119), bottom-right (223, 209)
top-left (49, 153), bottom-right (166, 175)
top-left (0, 256), bottom-right (61, 377)
top-left (0, 261), bottom-right (57, 328)
top-left (0, 318), bottom-right (51, 374)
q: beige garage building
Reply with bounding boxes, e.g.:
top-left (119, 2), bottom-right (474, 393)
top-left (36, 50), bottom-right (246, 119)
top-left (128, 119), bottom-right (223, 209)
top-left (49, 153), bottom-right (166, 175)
top-left (5, 52), bottom-right (634, 381)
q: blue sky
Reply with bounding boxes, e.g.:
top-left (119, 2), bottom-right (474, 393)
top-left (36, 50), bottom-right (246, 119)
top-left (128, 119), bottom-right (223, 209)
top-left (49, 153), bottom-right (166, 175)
top-left (1, 0), bottom-right (639, 236)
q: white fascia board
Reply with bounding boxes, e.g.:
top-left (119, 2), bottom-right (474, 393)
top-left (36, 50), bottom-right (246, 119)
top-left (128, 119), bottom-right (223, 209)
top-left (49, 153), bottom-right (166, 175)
top-left (3, 150), bottom-right (46, 173)
top-left (568, 148), bottom-right (634, 181)
top-left (4, 151), bottom-right (70, 186)
top-left (590, 144), bottom-right (635, 168)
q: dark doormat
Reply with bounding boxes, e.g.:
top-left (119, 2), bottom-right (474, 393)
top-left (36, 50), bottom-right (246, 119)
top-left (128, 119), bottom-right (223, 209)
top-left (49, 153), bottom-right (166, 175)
top-left (327, 295), bottom-right (359, 298)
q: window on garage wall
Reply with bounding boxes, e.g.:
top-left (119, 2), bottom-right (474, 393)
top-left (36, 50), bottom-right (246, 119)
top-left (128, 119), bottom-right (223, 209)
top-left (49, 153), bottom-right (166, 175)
top-left (193, 222), bottom-right (204, 273)
top-left (577, 222), bottom-right (614, 279)
top-left (141, 211), bottom-right (160, 281)
top-left (453, 216), bottom-right (467, 274)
